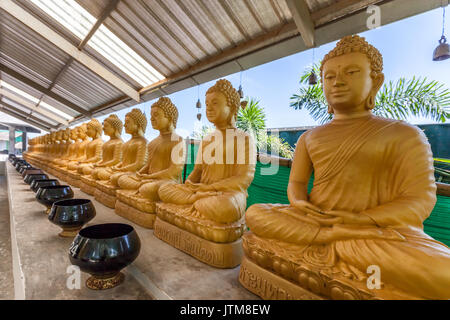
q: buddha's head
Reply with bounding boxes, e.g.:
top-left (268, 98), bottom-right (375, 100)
top-left (63, 128), bottom-right (70, 141)
top-left (70, 128), bottom-right (78, 141)
top-left (86, 119), bottom-right (102, 139)
top-left (205, 79), bottom-right (241, 129)
top-left (103, 114), bottom-right (123, 139)
top-left (78, 123), bottom-right (88, 140)
top-left (150, 97), bottom-right (178, 133)
top-left (125, 108), bottom-right (147, 136)
top-left (321, 35), bottom-right (384, 115)
top-left (55, 130), bottom-right (63, 142)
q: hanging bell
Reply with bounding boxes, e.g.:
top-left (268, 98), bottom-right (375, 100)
top-left (197, 113), bottom-right (202, 121)
top-left (433, 35), bottom-right (450, 61)
top-left (238, 85), bottom-right (244, 99)
top-left (308, 71), bottom-right (318, 85)
top-left (196, 99), bottom-right (202, 109)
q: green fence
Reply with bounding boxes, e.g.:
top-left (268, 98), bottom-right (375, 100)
top-left (182, 143), bottom-right (450, 246)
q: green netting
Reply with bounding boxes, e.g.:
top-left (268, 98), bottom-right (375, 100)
top-left (182, 144), bottom-right (450, 246)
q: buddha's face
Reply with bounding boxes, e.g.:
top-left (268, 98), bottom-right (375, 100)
top-left (124, 115), bottom-right (137, 134)
top-left (78, 128), bottom-right (87, 139)
top-left (151, 107), bottom-right (170, 131)
top-left (86, 126), bottom-right (96, 138)
top-left (206, 91), bottom-right (232, 126)
top-left (70, 129), bottom-right (77, 140)
top-left (322, 52), bottom-right (378, 114)
top-left (103, 121), bottom-right (115, 137)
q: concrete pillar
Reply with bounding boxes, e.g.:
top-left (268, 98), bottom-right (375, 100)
top-left (8, 127), bottom-right (15, 155)
top-left (22, 131), bottom-right (27, 152)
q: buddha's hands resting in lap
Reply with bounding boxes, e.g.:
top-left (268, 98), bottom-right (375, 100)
top-left (291, 200), bottom-right (342, 226)
top-left (325, 210), bottom-right (375, 225)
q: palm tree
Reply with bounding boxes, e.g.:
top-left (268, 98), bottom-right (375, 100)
top-left (236, 97), bottom-right (267, 134)
top-left (290, 63), bottom-right (450, 124)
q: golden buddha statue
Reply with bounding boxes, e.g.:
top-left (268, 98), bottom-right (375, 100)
top-left (54, 128), bottom-right (77, 168)
top-left (155, 79), bottom-right (256, 268)
top-left (94, 108), bottom-right (148, 208)
top-left (115, 97), bottom-right (184, 228)
top-left (239, 35), bottom-right (450, 300)
top-left (63, 123), bottom-right (90, 185)
top-left (51, 128), bottom-right (71, 166)
top-left (80, 115), bottom-right (124, 196)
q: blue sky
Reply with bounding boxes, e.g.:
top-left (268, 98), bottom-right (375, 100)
top-left (59, 7), bottom-right (450, 141)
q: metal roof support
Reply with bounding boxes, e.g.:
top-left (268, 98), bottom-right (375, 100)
top-left (0, 88), bottom-right (68, 125)
top-left (0, 0), bottom-right (140, 102)
top-left (286, 0), bottom-right (315, 47)
top-left (0, 64), bottom-right (90, 116)
top-left (0, 104), bottom-right (53, 131)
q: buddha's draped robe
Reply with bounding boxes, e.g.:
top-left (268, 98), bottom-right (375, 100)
top-left (96, 136), bottom-right (147, 186)
top-left (246, 114), bottom-right (450, 299)
top-left (117, 133), bottom-right (184, 201)
top-left (66, 139), bottom-right (90, 171)
top-left (89, 139), bottom-right (123, 179)
top-left (159, 128), bottom-right (256, 224)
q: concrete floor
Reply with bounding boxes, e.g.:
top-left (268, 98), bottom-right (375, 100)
top-left (0, 175), bottom-right (14, 300)
top-left (6, 162), bottom-right (258, 300)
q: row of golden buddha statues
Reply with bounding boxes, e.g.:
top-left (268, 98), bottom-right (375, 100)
top-left (24, 36), bottom-right (449, 300)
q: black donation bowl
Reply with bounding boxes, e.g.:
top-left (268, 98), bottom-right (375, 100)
top-left (49, 199), bottom-right (96, 238)
top-left (36, 185), bottom-right (74, 214)
top-left (31, 179), bottom-right (59, 193)
top-left (69, 223), bottom-right (141, 290)
top-left (24, 173), bottom-right (48, 185)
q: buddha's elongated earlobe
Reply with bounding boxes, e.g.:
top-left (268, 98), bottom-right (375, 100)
top-left (327, 105), bottom-right (334, 114)
top-left (365, 94), bottom-right (376, 110)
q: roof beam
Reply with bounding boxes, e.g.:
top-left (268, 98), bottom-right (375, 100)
top-left (311, 0), bottom-right (386, 27)
top-left (0, 63), bottom-right (90, 116)
top-left (286, 0), bottom-right (315, 47)
top-left (0, 0), bottom-right (140, 102)
top-left (78, 0), bottom-right (121, 49)
top-left (0, 88), bottom-right (68, 125)
top-left (0, 104), bottom-right (53, 131)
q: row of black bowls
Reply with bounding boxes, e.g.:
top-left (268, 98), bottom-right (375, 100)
top-left (13, 157), bottom-right (141, 290)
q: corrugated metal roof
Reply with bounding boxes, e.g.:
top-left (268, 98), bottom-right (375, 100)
top-left (0, 0), bottom-right (444, 131)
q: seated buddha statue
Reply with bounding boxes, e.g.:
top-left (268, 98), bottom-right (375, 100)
top-left (54, 128), bottom-right (77, 168)
top-left (94, 108), bottom-right (148, 208)
top-left (76, 119), bottom-right (104, 175)
top-left (115, 97), bottom-right (184, 228)
top-left (155, 79), bottom-right (256, 268)
top-left (80, 115), bottom-right (124, 196)
top-left (64, 124), bottom-right (89, 172)
top-left (51, 128), bottom-right (71, 167)
top-left (239, 35), bottom-right (450, 300)
top-left (41, 131), bottom-right (59, 170)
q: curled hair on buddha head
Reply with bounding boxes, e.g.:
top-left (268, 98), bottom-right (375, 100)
top-left (151, 97), bottom-right (179, 128)
top-left (87, 118), bottom-right (103, 136)
top-left (104, 114), bottom-right (123, 137)
top-left (206, 79), bottom-right (245, 120)
top-left (126, 108), bottom-right (148, 133)
top-left (320, 35), bottom-right (384, 113)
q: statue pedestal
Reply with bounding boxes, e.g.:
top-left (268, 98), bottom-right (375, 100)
top-left (80, 176), bottom-right (97, 195)
top-left (65, 170), bottom-right (81, 188)
top-left (239, 256), bottom-right (322, 300)
top-left (154, 217), bottom-right (243, 269)
top-left (94, 181), bottom-right (117, 208)
top-left (115, 201), bottom-right (156, 229)
top-left (240, 233), bottom-right (418, 300)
